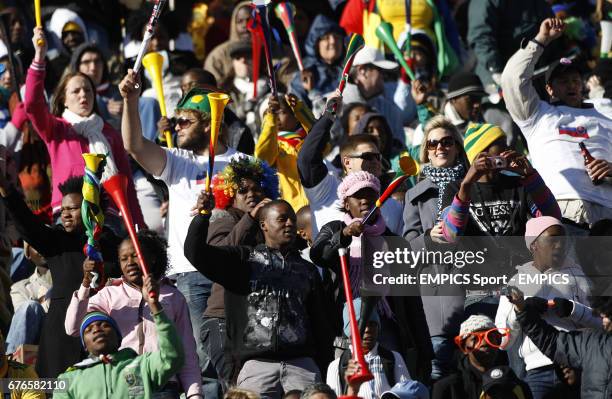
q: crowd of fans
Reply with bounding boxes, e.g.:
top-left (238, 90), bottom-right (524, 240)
top-left (0, 0), bottom-right (611, 398)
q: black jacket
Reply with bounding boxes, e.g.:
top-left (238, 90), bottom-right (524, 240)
top-left (310, 220), bottom-right (434, 383)
top-left (184, 214), bottom-right (335, 371)
top-left (297, 115), bottom-right (334, 189)
top-left (517, 306), bottom-right (612, 399)
top-left (2, 188), bottom-right (121, 378)
top-left (431, 353), bottom-right (526, 399)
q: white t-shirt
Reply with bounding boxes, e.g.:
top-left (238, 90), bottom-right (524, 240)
top-left (155, 147), bottom-right (244, 275)
top-left (516, 98), bottom-right (612, 207)
top-left (305, 173), bottom-right (404, 239)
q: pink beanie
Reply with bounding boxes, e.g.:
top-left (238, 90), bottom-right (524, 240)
top-left (525, 216), bottom-right (564, 250)
top-left (337, 171), bottom-right (380, 202)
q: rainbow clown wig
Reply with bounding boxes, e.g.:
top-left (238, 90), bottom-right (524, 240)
top-left (212, 156), bottom-right (280, 209)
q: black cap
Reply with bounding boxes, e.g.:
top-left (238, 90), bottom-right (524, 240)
top-left (228, 41), bottom-right (252, 59)
top-left (446, 72), bottom-right (487, 99)
top-left (482, 366), bottom-right (522, 393)
top-left (545, 57), bottom-right (580, 83)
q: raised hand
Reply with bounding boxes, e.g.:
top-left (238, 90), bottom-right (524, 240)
top-left (462, 153), bottom-right (490, 186)
top-left (82, 258), bottom-right (96, 287)
top-left (535, 18), bottom-right (566, 46)
top-left (501, 150), bottom-right (535, 176)
top-left (190, 190), bottom-right (215, 216)
top-left (345, 359), bottom-right (365, 397)
top-left (119, 70), bottom-right (142, 102)
top-left (32, 27), bottom-right (47, 62)
top-left (411, 79), bottom-right (431, 105)
top-left (157, 116), bottom-right (173, 136)
top-left (285, 93), bottom-right (299, 109)
top-left (324, 89), bottom-right (343, 117)
top-left (267, 95), bottom-right (281, 116)
top-left (141, 274), bottom-right (161, 313)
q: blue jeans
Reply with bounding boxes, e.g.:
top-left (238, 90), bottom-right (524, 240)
top-left (430, 335), bottom-right (456, 381)
top-left (174, 271), bottom-right (212, 373)
top-left (524, 366), bottom-right (559, 399)
top-left (10, 248), bottom-right (34, 283)
top-left (5, 301), bottom-right (46, 353)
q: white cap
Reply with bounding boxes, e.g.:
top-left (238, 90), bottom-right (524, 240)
top-left (352, 46), bottom-right (398, 70)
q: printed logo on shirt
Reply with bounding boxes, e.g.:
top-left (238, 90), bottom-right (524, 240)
top-left (469, 200), bottom-right (519, 236)
top-left (558, 125), bottom-right (589, 138)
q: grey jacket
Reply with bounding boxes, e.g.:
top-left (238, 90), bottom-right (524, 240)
top-left (403, 178), bottom-right (465, 337)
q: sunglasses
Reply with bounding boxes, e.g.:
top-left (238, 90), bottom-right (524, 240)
top-left (175, 117), bottom-right (195, 129)
top-left (454, 328), bottom-right (510, 354)
top-left (426, 136), bottom-right (455, 150)
top-left (346, 152), bottom-right (382, 162)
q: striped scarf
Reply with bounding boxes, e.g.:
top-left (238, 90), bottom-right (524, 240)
top-left (278, 127), bottom-right (307, 148)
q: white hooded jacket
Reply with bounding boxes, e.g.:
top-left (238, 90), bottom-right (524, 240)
top-left (495, 260), bottom-right (601, 371)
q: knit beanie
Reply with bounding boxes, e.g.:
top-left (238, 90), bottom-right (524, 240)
top-left (337, 171), bottom-right (380, 202)
top-left (459, 314), bottom-right (495, 339)
top-left (80, 311), bottom-right (122, 348)
top-left (464, 123), bottom-right (506, 163)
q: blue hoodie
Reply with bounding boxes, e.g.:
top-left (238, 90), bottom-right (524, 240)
top-left (289, 15), bottom-right (345, 105)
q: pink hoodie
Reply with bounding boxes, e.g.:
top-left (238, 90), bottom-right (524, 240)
top-left (64, 279), bottom-right (201, 397)
top-left (24, 61), bottom-right (145, 226)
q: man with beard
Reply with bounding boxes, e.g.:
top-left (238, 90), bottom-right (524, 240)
top-left (184, 196), bottom-right (335, 398)
top-left (120, 70), bottom-right (248, 373)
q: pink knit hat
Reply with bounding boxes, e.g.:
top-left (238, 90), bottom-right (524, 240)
top-left (337, 171), bottom-right (380, 202)
top-left (525, 216), bottom-right (564, 250)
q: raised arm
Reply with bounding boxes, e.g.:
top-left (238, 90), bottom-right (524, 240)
top-left (23, 28), bottom-right (58, 142)
top-left (64, 261), bottom-right (112, 337)
top-left (184, 193), bottom-right (251, 293)
top-left (297, 94), bottom-right (341, 188)
top-left (0, 182), bottom-right (59, 257)
top-left (119, 70), bottom-right (167, 177)
top-left (255, 102), bottom-right (281, 166)
top-left (516, 304), bottom-right (588, 371)
top-left (501, 18), bottom-right (566, 122)
top-left (140, 276), bottom-right (185, 392)
top-left (64, 285), bottom-right (92, 336)
top-left (467, 0), bottom-right (503, 87)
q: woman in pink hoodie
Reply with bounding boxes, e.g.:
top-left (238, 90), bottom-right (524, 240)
top-left (64, 230), bottom-right (202, 398)
top-left (25, 27), bottom-right (144, 227)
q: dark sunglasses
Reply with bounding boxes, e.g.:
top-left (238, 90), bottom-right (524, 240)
top-left (175, 117), bottom-right (195, 129)
top-left (346, 152), bottom-right (382, 162)
top-left (426, 136), bottom-right (455, 150)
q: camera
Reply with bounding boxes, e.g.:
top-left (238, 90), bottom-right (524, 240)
top-left (487, 156), bottom-right (507, 169)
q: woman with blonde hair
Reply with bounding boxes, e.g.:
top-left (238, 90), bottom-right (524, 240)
top-left (402, 114), bottom-right (468, 382)
top-left (25, 27), bottom-right (144, 228)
